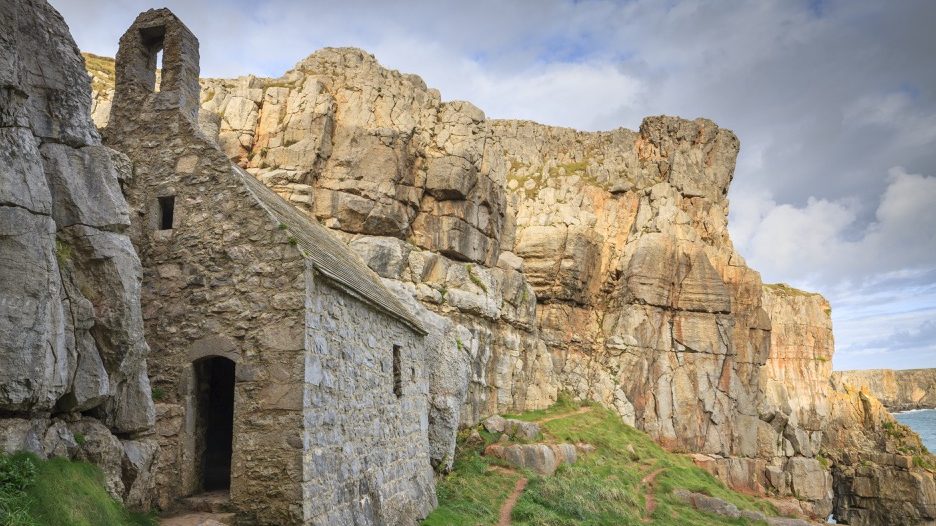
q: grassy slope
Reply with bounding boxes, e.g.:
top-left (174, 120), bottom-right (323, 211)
top-left (424, 397), bottom-right (779, 526)
top-left (0, 453), bottom-right (154, 526)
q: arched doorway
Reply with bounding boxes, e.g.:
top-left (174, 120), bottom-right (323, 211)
top-left (193, 356), bottom-right (235, 491)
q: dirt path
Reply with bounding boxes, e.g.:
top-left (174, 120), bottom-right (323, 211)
top-left (489, 405), bottom-right (591, 525)
top-left (640, 468), bottom-right (666, 521)
top-left (534, 405), bottom-right (592, 424)
top-left (497, 476), bottom-right (529, 526)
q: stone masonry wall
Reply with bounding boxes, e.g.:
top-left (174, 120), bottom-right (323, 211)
top-left (116, 119), bottom-right (309, 521)
top-left (303, 272), bottom-right (436, 525)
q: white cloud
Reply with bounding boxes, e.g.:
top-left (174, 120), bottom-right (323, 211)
top-left (732, 168), bottom-right (936, 286)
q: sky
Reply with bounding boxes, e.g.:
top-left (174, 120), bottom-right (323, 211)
top-left (51, 0), bottom-right (936, 371)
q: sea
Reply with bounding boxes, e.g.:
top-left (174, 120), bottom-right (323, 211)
top-left (894, 409), bottom-right (936, 452)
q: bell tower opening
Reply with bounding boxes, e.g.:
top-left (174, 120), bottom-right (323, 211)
top-left (138, 24), bottom-right (165, 93)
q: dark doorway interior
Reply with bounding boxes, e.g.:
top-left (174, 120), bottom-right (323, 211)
top-left (195, 356), bottom-right (235, 491)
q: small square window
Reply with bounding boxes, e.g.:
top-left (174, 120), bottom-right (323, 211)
top-left (158, 196), bottom-right (175, 230)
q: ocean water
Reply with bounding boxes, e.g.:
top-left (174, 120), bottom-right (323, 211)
top-left (894, 409), bottom-right (936, 452)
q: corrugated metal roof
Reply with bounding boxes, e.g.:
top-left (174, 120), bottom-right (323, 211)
top-left (232, 165), bottom-right (427, 335)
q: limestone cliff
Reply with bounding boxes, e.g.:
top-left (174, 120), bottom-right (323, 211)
top-left (0, 0), bottom-right (155, 509)
top-left (83, 47), bottom-right (936, 523)
top-left (834, 369), bottom-right (936, 412)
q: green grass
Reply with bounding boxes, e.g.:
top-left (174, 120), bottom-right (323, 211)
top-left (54, 239), bottom-right (72, 265)
top-left (150, 386), bottom-right (166, 402)
top-left (424, 397), bottom-right (778, 526)
top-left (0, 453), bottom-right (154, 526)
top-left (423, 451), bottom-right (521, 526)
top-left (465, 264), bottom-right (488, 294)
top-left (763, 283), bottom-right (817, 298)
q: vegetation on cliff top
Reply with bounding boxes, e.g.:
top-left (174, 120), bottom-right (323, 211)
top-left (424, 396), bottom-right (780, 526)
top-left (763, 282), bottom-right (819, 298)
top-left (80, 52), bottom-right (115, 93)
top-left (0, 453), bottom-right (154, 526)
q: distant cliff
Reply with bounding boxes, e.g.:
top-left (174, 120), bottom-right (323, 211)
top-left (833, 369), bottom-right (936, 412)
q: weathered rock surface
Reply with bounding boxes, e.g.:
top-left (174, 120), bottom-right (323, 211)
top-left (833, 368), bottom-right (936, 412)
top-left (483, 442), bottom-right (578, 475)
top-left (481, 415), bottom-right (540, 440)
top-left (823, 384), bottom-right (936, 525)
top-left (756, 285), bottom-right (835, 515)
top-left (79, 36), bottom-right (936, 525)
top-left (0, 0), bottom-right (155, 509)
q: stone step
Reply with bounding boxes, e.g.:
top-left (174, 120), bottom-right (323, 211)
top-left (179, 490), bottom-right (233, 513)
top-left (159, 512), bottom-right (236, 526)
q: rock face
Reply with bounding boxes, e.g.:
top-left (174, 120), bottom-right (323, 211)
top-left (0, 0), bottom-right (155, 508)
top-left (83, 46), bottom-right (936, 523)
top-left (823, 385), bottom-right (936, 525)
top-left (833, 369), bottom-right (936, 412)
top-left (758, 285), bottom-right (835, 514)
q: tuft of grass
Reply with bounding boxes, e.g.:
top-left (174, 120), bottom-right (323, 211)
top-left (548, 161), bottom-right (588, 178)
top-left (0, 453), bottom-right (154, 526)
top-left (54, 239), bottom-right (72, 265)
top-left (914, 455), bottom-right (935, 471)
top-left (424, 396), bottom-right (777, 526)
top-left (0, 453), bottom-right (37, 526)
top-left (883, 421), bottom-right (902, 439)
top-left (73, 434), bottom-right (86, 447)
top-left (277, 223), bottom-right (288, 230)
top-left (150, 387), bottom-right (166, 402)
top-left (465, 264), bottom-right (488, 294)
top-left (423, 450), bottom-right (520, 526)
top-left (287, 236), bottom-right (298, 246)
